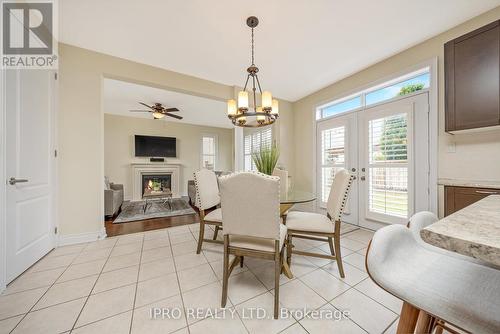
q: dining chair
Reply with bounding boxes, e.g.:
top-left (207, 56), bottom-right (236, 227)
top-left (366, 212), bottom-right (500, 334)
top-left (218, 171), bottom-right (286, 319)
top-left (193, 169), bottom-right (223, 254)
top-left (285, 169), bottom-right (354, 277)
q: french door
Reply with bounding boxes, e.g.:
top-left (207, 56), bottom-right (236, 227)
top-left (316, 93), bottom-right (429, 229)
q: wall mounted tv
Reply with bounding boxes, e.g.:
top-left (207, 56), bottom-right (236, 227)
top-left (134, 135), bottom-right (176, 157)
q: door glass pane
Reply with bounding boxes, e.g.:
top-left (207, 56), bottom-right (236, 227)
top-left (369, 167), bottom-right (408, 217)
top-left (320, 125), bottom-right (345, 203)
top-left (368, 113), bottom-right (409, 219)
top-left (369, 114), bottom-right (407, 163)
top-left (321, 127), bottom-right (345, 165)
top-left (366, 73), bottom-right (430, 106)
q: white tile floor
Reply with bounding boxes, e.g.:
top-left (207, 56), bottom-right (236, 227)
top-left (0, 223), bottom-right (405, 334)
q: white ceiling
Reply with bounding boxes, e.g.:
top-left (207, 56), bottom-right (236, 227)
top-left (103, 78), bottom-right (231, 128)
top-left (61, 0), bottom-right (500, 101)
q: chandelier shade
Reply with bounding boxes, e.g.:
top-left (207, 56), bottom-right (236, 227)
top-left (227, 16), bottom-right (279, 127)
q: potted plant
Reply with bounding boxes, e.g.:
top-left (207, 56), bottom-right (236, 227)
top-left (252, 145), bottom-right (280, 175)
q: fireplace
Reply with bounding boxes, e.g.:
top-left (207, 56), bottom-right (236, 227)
top-left (141, 174), bottom-right (172, 198)
top-left (131, 163), bottom-right (180, 200)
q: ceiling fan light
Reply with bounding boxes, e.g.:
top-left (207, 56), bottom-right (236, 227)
top-left (153, 112), bottom-right (165, 119)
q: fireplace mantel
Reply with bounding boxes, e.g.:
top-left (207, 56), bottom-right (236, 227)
top-left (131, 163), bottom-right (180, 200)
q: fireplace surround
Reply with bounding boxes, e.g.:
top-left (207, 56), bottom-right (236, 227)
top-left (131, 163), bottom-right (180, 200)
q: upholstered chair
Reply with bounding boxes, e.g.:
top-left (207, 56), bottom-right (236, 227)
top-left (219, 172), bottom-right (286, 319)
top-left (285, 169), bottom-right (354, 277)
top-left (193, 169), bottom-right (223, 253)
top-left (366, 212), bottom-right (500, 334)
top-left (272, 168), bottom-right (289, 195)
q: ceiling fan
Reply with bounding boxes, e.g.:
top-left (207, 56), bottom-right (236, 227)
top-left (130, 102), bottom-right (183, 120)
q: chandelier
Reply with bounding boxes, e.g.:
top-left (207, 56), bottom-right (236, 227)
top-left (227, 16), bottom-right (279, 127)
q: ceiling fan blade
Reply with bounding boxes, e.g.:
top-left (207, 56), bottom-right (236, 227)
top-left (139, 102), bottom-right (154, 109)
top-left (129, 110), bottom-right (151, 112)
top-left (165, 113), bottom-right (183, 120)
top-left (164, 108), bottom-right (180, 112)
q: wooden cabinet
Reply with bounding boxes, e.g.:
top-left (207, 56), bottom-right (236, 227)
top-left (445, 21), bottom-right (500, 132)
top-left (444, 186), bottom-right (500, 216)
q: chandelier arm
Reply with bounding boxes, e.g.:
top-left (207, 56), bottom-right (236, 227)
top-left (255, 75), bottom-right (263, 95)
top-left (243, 74), bottom-right (251, 91)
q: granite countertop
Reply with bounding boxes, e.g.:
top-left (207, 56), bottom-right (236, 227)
top-left (421, 195), bottom-right (500, 266)
top-left (438, 178), bottom-right (500, 189)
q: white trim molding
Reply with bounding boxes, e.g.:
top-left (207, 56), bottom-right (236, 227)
top-left (131, 163), bottom-right (181, 200)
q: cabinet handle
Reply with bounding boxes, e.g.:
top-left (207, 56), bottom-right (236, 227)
top-left (475, 190), bottom-right (498, 195)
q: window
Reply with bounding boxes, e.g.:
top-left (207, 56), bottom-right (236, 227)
top-left (244, 127), bottom-right (272, 171)
top-left (201, 135), bottom-right (217, 170)
top-left (365, 72), bottom-right (430, 106)
top-left (316, 68), bottom-right (429, 121)
top-left (318, 96), bottom-right (361, 120)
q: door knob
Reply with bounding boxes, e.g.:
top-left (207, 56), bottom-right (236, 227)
top-left (351, 168), bottom-right (356, 172)
top-left (361, 168), bottom-right (366, 172)
top-left (9, 177), bottom-right (28, 185)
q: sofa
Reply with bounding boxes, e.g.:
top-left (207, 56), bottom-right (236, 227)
top-left (104, 179), bottom-right (124, 217)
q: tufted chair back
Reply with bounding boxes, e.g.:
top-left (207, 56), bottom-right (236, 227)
top-left (193, 169), bottom-right (220, 211)
top-left (219, 172), bottom-right (280, 240)
top-left (326, 169), bottom-right (354, 222)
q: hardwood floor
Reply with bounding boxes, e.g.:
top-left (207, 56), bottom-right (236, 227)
top-left (105, 210), bottom-right (200, 237)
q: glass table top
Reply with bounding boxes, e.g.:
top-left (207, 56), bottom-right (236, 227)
top-left (280, 190), bottom-right (316, 204)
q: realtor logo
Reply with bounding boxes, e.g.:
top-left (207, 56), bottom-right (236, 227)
top-left (1, 0), bottom-right (58, 68)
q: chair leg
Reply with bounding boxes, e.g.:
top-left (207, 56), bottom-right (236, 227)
top-left (328, 237), bottom-right (335, 256)
top-left (240, 256), bottom-right (244, 268)
top-left (221, 235), bottom-right (229, 308)
top-left (397, 302), bottom-right (420, 334)
top-left (286, 234), bottom-right (292, 267)
top-left (213, 225), bottom-right (220, 240)
top-left (334, 221), bottom-right (345, 278)
top-left (196, 220), bottom-right (205, 254)
top-left (274, 240), bottom-right (280, 319)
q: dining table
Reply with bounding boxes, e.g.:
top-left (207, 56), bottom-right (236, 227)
top-left (279, 189), bottom-right (316, 278)
top-left (420, 194), bottom-right (500, 267)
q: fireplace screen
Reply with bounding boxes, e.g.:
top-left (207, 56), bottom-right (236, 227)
top-left (142, 174), bottom-right (172, 197)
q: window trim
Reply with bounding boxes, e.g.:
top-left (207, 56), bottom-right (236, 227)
top-left (200, 133), bottom-right (218, 170)
top-left (311, 58), bottom-right (439, 219)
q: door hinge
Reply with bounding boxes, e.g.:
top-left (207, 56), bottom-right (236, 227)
top-left (54, 73), bottom-right (58, 80)
top-left (54, 227), bottom-right (58, 234)
top-left (54, 149), bottom-right (57, 157)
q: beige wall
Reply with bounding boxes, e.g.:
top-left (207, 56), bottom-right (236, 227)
top-left (104, 114), bottom-right (233, 198)
top-left (292, 7), bottom-right (500, 217)
top-left (58, 43), bottom-right (293, 237)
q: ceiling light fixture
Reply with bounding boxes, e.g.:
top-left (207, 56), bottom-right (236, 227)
top-left (227, 16), bottom-right (279, 127)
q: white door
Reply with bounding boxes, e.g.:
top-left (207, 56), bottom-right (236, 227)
top-left (316, 113), bottom-right (358, 225)
top-left (359, 93), bottom-right (429, 229)
top-left (5, 69), bottom-right (56, 283)
top-left (316, 92), bottom-right (429, 229)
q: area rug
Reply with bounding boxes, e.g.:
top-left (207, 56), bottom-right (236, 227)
top-left (113, 198), bottom-right (196, 223)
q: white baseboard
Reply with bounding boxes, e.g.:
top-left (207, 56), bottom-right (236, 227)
top-left (57, 227), bottom-right (107, 246)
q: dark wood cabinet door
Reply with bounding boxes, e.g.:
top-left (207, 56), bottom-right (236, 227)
top-left (445, 21), bottom-right (500, 132)
top-left (444, 186), bottom-right (500, 216)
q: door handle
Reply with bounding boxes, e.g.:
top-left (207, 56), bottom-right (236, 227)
top-left (9, 177), bottom-right (28, 185)
top-left (360, 176), bottom-right (366, 181)
top-left (475, 190), bottom-right (498, 195)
